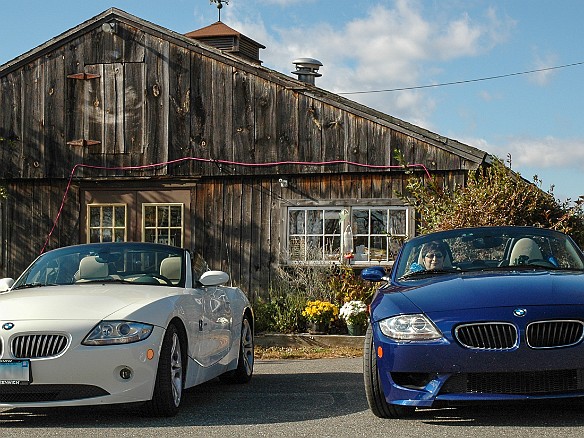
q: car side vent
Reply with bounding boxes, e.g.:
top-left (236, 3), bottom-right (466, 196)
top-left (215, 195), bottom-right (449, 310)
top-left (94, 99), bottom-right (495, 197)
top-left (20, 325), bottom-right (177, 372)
top-left (11, 334), bottom-right (69, 358)
top-left (527, 320), bottom-right (584, 349)
top-left (455, 323), bottom-right (518, 350)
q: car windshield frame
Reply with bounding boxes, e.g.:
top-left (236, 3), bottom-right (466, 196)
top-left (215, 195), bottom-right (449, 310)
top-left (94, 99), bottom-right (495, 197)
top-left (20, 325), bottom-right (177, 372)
top-left (393, 226), bottom-right (584, 281)
top-left (10, 242), bottom-right (186, 289)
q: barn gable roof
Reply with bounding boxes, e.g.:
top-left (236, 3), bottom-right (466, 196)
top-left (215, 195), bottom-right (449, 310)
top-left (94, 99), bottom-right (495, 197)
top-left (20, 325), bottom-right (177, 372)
top-left (0, 7), bottom-right (489, 167)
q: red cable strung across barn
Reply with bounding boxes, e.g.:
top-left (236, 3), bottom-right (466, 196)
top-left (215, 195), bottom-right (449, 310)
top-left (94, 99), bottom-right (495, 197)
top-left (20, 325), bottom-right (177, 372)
top-left (40, 157), bottom-right (432, 254)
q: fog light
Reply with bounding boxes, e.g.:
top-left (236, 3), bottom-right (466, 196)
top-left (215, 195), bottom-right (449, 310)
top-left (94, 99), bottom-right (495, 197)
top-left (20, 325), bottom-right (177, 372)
top-left (120, 367), bottom-right (132, 380)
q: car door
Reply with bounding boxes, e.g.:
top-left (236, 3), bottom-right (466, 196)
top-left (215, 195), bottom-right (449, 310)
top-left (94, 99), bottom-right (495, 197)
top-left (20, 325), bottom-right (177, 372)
top-left (197, 285), bottom-right (233, 367)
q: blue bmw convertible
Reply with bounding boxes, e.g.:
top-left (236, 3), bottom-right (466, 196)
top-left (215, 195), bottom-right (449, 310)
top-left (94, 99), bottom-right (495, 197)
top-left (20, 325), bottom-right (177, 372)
top-left (361, 226), bottom-right (584, 418)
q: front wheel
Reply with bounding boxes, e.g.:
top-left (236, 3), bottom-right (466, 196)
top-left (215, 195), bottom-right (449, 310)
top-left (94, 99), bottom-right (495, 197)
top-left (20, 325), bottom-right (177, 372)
top-left (146, 324), bottom-right (184, 417)
top-left (363, 324), bottom-right (415, 418)
top-left (220, 314), bottom-right (254, 384)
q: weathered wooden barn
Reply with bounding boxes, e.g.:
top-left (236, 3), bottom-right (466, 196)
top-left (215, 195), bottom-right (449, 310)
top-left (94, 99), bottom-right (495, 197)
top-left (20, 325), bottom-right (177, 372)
top-left (0, 8), bottom-right (490, 298)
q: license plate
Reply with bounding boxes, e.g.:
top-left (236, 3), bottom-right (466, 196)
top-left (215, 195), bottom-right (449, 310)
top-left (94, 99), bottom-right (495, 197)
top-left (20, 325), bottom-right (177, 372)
top-left (0, 359), bottom-right (31, 385)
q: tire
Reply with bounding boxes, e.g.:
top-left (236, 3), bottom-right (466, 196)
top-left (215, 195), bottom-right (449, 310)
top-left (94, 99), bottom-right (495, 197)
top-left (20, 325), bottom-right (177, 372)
top-left (363, 324), bottom-right (415, 418)
top-left (220, 314), bottom-right (254, 384)
top-left (146, 324), bottom-right (184, 417)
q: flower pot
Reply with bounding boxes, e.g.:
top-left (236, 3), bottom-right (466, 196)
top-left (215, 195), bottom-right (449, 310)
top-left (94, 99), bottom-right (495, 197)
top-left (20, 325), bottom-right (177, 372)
top-left (308, 321), bottom-right (328, 334)
top-left (346, 323), bottom-right (365, 336)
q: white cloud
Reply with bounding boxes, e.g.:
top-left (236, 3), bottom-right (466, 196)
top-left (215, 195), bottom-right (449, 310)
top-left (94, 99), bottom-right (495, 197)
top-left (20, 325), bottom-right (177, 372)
top-left (463, 135), bottom-right (584, 169)
top-left (529, 51), bottom-right (560, 86)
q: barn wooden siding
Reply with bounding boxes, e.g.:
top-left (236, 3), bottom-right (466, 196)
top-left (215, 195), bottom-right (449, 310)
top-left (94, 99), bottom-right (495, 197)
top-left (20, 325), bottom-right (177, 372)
top-left (0, 9), bottom-right (484, 295)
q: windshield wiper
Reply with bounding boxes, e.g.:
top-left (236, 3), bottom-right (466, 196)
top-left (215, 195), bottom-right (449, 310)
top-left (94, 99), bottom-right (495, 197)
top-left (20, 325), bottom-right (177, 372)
top-left (399, 269), bottom-right (457, 280)
top-left (11, 283), bottom-right (58, 290)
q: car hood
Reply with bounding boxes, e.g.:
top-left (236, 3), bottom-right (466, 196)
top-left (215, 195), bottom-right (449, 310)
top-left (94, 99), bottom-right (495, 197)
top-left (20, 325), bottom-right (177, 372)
top-left (0, 283), bottom-right (173, 321)
top-left (386, 270), bottom-right (584, 314)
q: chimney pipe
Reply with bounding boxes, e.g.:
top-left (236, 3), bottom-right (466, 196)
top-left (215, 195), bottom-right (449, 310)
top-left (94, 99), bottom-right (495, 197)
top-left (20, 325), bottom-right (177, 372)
top-left (292, 58), bottom-right (322, 85)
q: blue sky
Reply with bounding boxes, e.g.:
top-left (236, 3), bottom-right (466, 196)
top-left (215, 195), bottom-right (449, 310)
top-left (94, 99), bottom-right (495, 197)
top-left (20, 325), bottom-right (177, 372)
top-left (2, 1), bottom-right (584, 202)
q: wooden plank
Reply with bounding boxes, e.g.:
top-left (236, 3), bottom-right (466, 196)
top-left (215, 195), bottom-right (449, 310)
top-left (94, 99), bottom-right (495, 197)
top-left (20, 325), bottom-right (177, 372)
top-left (103, 63), bottom-right (125, 155)
top-left (143, 34), bottom-right (170, 174)
top-left (85, 63), bottom-right (105, 167)
top-left (276, 85), bottom-right (299, 173)
top-left (321, 103), bottom-right (344, 170)
top-left (230, 178), bottom-right (244, 288)
top-left (240, 180), bottom-right (253, 295)
top-left (120, 24), bottom-right (146, 63)
top-left (189, 53), bottom-right (212, 175)
top-left (64, 34), bottom-right (87, 175)
top-left (254, 78), bottom-right (277, 166)
top-left (123, 62), bottom-right (145, 164)
top-left (211, 62), bottom-right (233, 164)
top-left (0, 73), bottom-right (22, 178)
top-left (168, 45), bottom-right (191, 171)
top-left (345, 113), bottom-right (367, 172)
top-left (297, 95), bottom-right (322, 174)
top-left (233, 69), bottom-right (254, 165)
top-left (21, 59), bottom-right (44, 178)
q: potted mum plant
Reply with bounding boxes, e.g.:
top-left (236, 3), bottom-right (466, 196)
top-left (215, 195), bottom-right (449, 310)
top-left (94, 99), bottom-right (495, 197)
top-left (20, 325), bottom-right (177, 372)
top-left (339, 300), bottom-right (368, 335)
top-left (302, 300), bottom-right (339, 334)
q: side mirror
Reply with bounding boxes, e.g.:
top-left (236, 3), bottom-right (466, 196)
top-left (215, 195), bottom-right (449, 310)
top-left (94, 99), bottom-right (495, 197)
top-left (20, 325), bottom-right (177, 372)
top-left (198, 270), bottom-right (229, 287)
top-left (0, 278), bottom-right (15, 292)
top-left (361, 267), bottom-right (387, 282)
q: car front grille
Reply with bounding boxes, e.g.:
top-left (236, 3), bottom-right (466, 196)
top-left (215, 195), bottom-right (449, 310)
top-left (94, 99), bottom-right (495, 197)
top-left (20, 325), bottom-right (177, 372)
top-left (441, 369), bottom-right (584, 395)
top-left (11, 334), bottom-right (69, 358)
top-left (526, 320), bottom-right (584, 348)
top-left (455, 323), bottom-right (518, 350)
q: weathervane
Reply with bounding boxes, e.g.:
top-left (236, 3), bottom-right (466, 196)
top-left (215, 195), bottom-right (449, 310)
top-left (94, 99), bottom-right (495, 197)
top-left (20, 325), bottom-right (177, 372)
top-left (210, 0), bottom-right (229, 22)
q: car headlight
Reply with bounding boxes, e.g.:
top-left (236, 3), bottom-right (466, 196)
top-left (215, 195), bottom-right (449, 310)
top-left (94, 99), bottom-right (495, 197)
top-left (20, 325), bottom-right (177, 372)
top-left (378, 314), bottom-right (442, 341)
top-left (82, 321), bottom-right (154, 346)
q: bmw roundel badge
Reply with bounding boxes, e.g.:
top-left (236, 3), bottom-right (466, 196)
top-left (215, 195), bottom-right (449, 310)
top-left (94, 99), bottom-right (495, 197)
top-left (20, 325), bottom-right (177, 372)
top-left (513, 308), bottom-right (527, 317)
top-left (2, 322), bottom-right (14, 330)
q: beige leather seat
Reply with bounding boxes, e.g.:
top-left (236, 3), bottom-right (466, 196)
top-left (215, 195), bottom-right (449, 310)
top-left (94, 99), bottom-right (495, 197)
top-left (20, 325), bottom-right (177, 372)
top-left (160, 256), bottom-right (182, 285)
top-left (509, 238), bottom-right (543, 265)
top-left (77, 256), bottom-right (111, 282)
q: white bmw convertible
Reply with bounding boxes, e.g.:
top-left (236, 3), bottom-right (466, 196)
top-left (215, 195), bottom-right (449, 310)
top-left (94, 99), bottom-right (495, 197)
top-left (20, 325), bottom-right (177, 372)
top-left (0, 242), bottom-right (254, 416)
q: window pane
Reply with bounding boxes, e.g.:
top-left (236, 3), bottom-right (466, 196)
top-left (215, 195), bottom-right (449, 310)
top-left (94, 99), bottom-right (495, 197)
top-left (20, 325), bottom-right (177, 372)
top-left (371, 209), bottom-right (387, 234)
top-left (144, 229), bottom-right (155, 243)
top-left (324, 210), bottom-right (341, 234)
top-left (289, 210), bottom-right (305, 235)
top-left (102, 207), bottom-right (113, 227)
top-left (90, 229), bottom-right (101, 243)
top-left (306, 236), bottom-right (324, 260)
top-left (390, 209), bottom-right (407, 235)
top-left (115, 206), bottom-right (125, 227)
top-left (158, 206), bottom-right (169, 227)
top-left (157, 229), bottom-right (170, 245)
top-left (353, 210), bottom-right (369, 234)
top-left (324, 236), bottom-right (341, 260)
top-left (170, 206), bottom-right (182, 227)
top-left (169, 229), bottom-right (181, 247)
top-left (289, 236), bottom-right (305, 260)
top-left (89, 207), bottom-right (100, 227)
top-left (370, 235), bottom-right (388, 261)
top-left (144, 206), bottom-right (156, 227)
top-left (102, 228), bottom-right (112, 242)
top-left (114, 229), bottom-right (125, 242)
top-left (307, 210), bottom-right (323, 234)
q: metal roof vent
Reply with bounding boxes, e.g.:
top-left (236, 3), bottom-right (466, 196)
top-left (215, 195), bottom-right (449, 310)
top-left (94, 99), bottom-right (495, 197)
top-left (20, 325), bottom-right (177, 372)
top-left (292, 58), bottom-right (322, 85)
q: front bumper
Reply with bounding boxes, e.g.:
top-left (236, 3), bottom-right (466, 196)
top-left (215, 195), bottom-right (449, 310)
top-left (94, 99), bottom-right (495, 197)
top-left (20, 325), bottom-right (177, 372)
top-left (0, 325), bottom-right (165, 408)
top-left (374, 327), bottom-right (584, 407)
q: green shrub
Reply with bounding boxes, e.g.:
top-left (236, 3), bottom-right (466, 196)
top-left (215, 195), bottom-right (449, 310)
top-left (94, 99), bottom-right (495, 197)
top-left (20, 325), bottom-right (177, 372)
top-left (400, 156), bottom-right (584, 245)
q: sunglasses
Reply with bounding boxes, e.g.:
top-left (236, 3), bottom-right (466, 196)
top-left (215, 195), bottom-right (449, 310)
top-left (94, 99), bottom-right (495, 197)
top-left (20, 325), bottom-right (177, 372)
top-left (425, 253), bottom-right (444, 259)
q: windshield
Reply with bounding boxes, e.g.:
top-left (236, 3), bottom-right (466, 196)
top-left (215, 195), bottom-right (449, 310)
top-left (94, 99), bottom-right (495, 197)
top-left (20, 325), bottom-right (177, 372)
top-left (11, 242), bottom-right (186, 289)
top-left (394, 227), bottom-right (584, 279)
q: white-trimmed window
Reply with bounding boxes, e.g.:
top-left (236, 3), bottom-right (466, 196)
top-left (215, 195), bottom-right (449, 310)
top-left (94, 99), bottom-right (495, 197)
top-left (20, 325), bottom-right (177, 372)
top-left (286, 204), bottom-right (411, 264)
top-left (88, 204), bottom-right (127, 243)
top-left (143, 203), bottom-right (184, 247)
